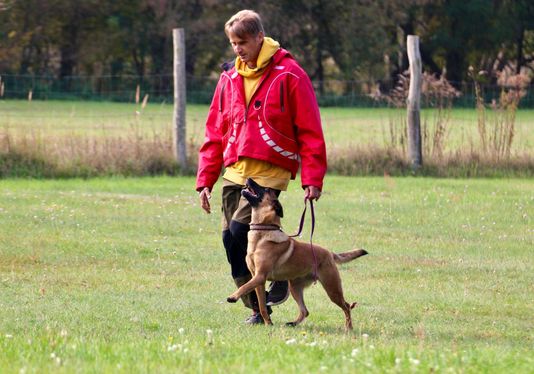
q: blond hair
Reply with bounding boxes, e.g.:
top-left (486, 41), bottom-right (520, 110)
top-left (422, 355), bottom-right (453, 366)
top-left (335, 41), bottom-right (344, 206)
top-left (225, 10), bottom-right (264, 38)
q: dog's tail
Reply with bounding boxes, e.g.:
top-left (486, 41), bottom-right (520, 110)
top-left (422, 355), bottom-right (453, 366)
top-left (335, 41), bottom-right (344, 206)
top-left (333, 249), bottom-right (368, 264)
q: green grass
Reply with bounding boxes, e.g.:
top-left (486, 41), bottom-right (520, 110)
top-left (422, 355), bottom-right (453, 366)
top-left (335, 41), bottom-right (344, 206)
top-left (1, 176), bottom-right (533, 372)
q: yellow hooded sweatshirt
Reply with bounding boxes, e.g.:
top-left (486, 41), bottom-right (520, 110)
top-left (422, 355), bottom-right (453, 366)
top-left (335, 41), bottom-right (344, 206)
top-left (223, 37), bottom-right (291, 190)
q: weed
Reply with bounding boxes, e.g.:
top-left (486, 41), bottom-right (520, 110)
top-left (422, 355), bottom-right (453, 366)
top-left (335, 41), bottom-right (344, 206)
top-left (469, 66), bottom-right (531, 158)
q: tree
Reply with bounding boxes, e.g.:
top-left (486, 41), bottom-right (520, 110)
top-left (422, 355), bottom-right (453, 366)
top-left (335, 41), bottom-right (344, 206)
top-left (1, 0), bottom-right (531, 98)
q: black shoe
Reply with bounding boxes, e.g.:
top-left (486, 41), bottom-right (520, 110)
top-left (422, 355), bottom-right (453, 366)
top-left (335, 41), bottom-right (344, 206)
top-left (244, 306), bottom-right (272, 325)
top-left (266, 281), bottom-right (289, 306)
top-left (244, 312), bottom-right (263, 325)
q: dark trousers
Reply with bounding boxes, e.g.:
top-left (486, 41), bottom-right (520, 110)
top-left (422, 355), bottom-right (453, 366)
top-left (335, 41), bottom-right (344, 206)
top-left (221, 182), bottom-right (256, 309)
top-left (221, 182), bottom-right (252, 279)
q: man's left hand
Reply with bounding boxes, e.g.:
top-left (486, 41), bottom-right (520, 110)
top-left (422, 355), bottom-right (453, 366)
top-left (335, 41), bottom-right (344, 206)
top-left (304, 186), bottom-right (321, 201)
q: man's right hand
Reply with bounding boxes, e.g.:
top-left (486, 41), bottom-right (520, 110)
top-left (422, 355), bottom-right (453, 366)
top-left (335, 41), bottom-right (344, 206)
top-left (199, 187), bottom-right (212, 214)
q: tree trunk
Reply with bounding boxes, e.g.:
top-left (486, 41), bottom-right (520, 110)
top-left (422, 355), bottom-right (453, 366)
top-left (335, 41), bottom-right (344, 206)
top-left (515, 26), bottom-right (525, 74)
top-left (445, 49), bottom-right (464, 88)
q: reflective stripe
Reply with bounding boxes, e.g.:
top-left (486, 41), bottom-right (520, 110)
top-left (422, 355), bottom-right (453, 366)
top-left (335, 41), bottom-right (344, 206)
top-left (257, 116), bottom-right (298, 161)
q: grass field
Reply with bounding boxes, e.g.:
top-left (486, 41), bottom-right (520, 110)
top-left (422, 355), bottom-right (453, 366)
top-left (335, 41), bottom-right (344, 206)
top-left (1, 99), bottom-right (533, 152)
top-left (1, 99), bottom-right (533, 178)
top-left (1, 176), bottom-right (533, 373)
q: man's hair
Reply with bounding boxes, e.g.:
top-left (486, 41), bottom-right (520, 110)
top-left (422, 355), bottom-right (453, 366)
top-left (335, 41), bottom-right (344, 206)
top-left (225, 10), bottom-right (264, 38)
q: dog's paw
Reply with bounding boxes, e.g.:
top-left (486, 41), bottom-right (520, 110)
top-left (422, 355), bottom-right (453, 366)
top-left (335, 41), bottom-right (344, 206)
top-left (226, 296), bottom-right (238, 303)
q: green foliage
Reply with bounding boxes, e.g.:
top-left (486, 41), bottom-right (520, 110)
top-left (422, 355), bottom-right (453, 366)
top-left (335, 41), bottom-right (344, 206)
top-left (0, 176), bottom-right (533, 372)
top-left (1, 0), bottom-right (533, 89)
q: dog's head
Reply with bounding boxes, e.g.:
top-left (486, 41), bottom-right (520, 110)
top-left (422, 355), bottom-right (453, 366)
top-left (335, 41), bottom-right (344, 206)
top-left (241, 178), bottom-right (283, 221)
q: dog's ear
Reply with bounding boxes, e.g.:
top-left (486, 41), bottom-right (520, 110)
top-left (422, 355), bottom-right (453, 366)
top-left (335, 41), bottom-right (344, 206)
top-left (272, 199), bottom-right (283, 217)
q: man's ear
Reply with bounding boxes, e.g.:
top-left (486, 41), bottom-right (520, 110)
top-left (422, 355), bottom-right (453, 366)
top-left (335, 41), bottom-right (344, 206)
top-left (272, 199), bottom-right (283, 218)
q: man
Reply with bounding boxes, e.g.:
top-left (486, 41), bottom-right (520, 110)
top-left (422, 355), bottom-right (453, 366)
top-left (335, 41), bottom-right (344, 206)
top-left (196, 9), bottom-right (327, 324)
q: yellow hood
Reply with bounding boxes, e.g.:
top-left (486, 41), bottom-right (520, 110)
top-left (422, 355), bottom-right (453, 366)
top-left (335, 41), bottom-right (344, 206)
top-left (235, 37), bottom-right (280, 78)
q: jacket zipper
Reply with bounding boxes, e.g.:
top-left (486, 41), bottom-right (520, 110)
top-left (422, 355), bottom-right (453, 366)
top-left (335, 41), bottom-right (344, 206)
top-left (219, 81), bottom-right (226, 112)
top-left (280, 81), bottom-right (285, 112)
top-left (241, 64), bottom-right (274, 126)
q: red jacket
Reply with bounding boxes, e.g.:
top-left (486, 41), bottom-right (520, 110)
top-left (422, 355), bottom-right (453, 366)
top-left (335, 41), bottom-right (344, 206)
top-left (196, 48), bottom-right (327, 191)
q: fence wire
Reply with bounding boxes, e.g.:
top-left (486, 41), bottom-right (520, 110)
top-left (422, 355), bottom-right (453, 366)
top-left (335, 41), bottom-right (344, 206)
top-left (1, 74), bottom-right (533, 108)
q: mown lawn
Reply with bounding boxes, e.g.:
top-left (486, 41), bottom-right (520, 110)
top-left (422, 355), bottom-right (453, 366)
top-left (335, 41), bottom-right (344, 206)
top-left (0, 176), bottom-right (532, 373)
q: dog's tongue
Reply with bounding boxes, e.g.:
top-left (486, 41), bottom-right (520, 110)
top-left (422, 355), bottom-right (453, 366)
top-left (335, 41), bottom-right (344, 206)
top-left (245, 185), bottom-right (256, 196)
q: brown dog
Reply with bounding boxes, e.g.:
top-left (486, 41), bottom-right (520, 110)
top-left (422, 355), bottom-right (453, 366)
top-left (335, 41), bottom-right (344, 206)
top-left (227, 178), bottom-right (368, 330)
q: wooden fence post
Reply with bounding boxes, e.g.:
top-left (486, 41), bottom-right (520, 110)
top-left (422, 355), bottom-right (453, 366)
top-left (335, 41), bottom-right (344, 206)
top-left (407, 35), bottom-right (423, 170)
top-left (173, 28), bottom-right (187, 171)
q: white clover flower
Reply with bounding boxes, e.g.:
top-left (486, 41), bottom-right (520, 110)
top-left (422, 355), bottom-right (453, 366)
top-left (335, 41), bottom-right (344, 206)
top-left (178, 328), bottom-right (185, 335)
top-left (206, 329), bottom-right (214, 345)
top-left (285, 338), bottom-right (297, 345)
top-left (351, 348), bottom-right (359, 357)
top-left (361, 333), bottom-right (369, 340)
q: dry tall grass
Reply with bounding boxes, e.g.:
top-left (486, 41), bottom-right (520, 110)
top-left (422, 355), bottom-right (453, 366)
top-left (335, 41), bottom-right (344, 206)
top-left (381, 71), bottom-right (461, 160)
top-left (0, 125), bottom-right (198, 178)
top-left (2, 121), bottom-right (531, 178)
top-left (349, 68), bottom-right (534, 177)
top-left (470, 66), bottom-right (531, 159)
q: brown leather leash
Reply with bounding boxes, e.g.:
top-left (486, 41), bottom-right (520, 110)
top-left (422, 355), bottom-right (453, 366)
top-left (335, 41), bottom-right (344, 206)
top-left (289, 198), bottom-right (318, 283)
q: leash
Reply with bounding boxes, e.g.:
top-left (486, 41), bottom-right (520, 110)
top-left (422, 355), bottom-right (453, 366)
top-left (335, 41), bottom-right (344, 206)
top-left (289, 198), bottom-right (318, 283)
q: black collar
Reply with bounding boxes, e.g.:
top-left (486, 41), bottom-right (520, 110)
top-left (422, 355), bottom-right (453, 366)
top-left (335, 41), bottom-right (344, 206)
top-left (249, 224), bottom-right (281, 231)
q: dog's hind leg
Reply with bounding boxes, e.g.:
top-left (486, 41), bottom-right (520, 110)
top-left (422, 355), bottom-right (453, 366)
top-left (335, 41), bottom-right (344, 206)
top-left (286, 278), bottom-right (309, 327)
top-left (317, 264), bottom-right (354, 331)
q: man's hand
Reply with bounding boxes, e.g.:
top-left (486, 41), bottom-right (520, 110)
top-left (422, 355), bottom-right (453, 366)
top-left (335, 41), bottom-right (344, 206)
top-left (304, 186), bottom-right (321, 201)
top-left (199, 187), bottom-right (212, 214)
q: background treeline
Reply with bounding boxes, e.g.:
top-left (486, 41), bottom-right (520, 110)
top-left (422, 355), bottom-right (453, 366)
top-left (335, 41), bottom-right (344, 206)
top-left (1, 0), bottom-right (534, 107)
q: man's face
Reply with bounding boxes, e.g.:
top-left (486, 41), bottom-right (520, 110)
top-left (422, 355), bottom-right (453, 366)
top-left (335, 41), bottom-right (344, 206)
top-left (228, 31), bottom-right (264, 68)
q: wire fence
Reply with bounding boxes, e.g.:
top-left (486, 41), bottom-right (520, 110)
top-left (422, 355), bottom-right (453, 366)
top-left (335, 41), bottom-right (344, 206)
top-left (1, 74), bottom-right (534, 108)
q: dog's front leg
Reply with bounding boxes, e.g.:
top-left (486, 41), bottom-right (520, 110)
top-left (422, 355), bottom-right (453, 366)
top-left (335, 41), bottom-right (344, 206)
top-left (255, 283), bottom-right (272, 325)
top-left (227, 273), bottom-right (265, 303)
